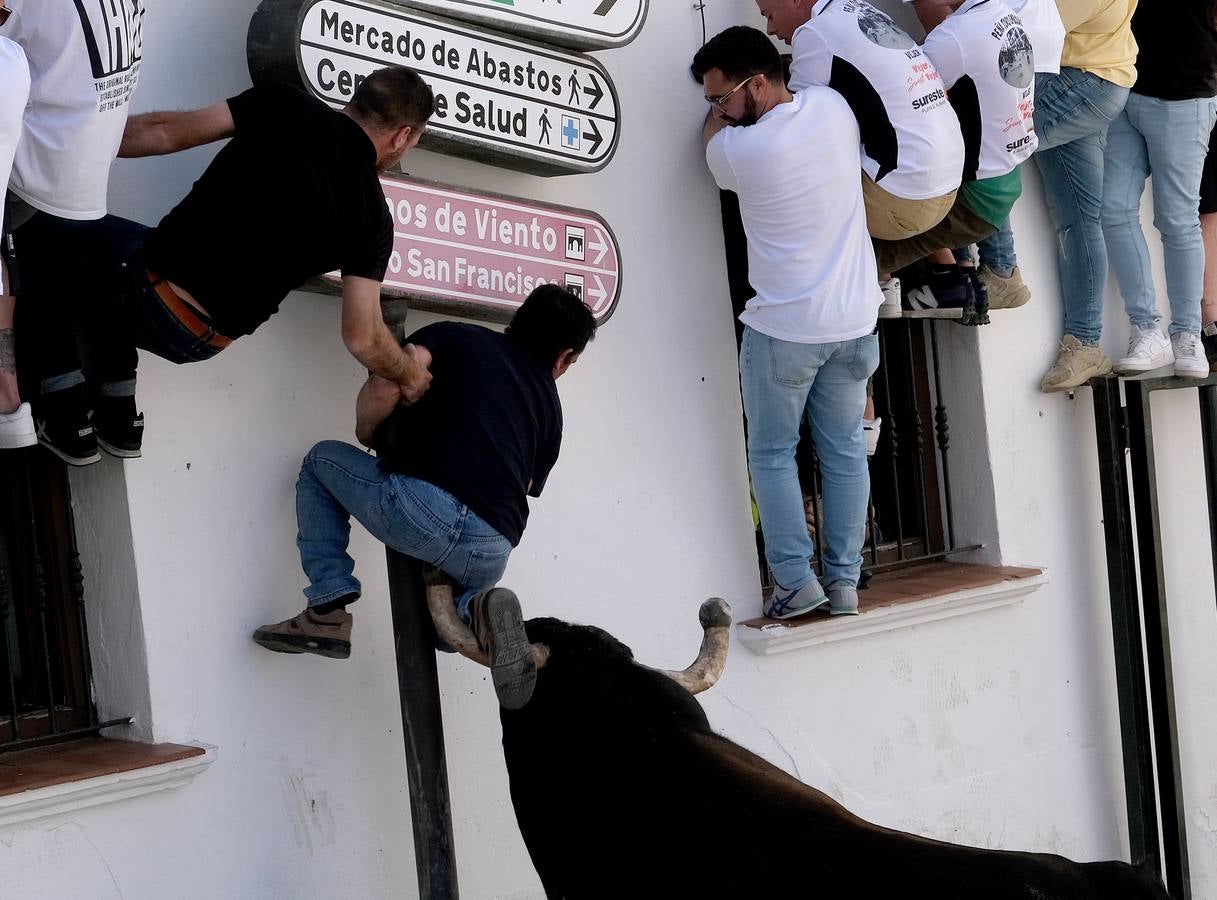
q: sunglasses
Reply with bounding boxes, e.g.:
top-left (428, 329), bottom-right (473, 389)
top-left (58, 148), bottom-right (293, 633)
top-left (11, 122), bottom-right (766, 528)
top-left (0, 6), bottom-right (10, 26)
top-left (706, 75), bottom-right (756, 108)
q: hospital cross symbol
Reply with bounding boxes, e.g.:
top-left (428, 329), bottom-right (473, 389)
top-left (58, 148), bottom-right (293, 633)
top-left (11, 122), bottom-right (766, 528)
top-left (561, 115), bottom-right (581, 150)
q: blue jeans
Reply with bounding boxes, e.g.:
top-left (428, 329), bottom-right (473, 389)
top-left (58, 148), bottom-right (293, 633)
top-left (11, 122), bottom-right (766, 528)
top-left (1101, 93), bottom-right (1217, 337)
top-left (978, 69), bottom-right (1130, 342)
top-left (740, 327), bottom-right (879, 591)
top-left (296, 440), bottom-right (512, 623)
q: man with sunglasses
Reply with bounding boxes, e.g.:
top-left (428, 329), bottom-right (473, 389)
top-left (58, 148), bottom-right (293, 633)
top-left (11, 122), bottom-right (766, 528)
top-left (692, 26), bottom-right (881, 620)
top-left (0, 2), bottom-right (32, 450)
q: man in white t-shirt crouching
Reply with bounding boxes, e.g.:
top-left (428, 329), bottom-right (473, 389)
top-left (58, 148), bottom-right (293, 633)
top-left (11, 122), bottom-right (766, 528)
top-left (692, 26), bottom-right (881, 619)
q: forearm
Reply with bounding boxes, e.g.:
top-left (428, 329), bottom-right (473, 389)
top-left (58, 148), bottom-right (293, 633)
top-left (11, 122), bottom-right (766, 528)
top-left (119, 112), bottom-right (181, 157)
top-left (355, 377), bottom-right (401, 446)
top-left (347, 320), bottom-right (412, 383)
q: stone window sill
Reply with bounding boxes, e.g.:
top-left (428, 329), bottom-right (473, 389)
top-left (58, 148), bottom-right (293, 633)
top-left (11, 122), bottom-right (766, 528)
top-left (737, 563), bottom-right (1048, 656)
top-left (0, 737), bottom-right (216, 828)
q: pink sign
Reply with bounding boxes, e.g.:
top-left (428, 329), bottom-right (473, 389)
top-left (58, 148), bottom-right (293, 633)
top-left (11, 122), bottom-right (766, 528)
top-left (323, 175), bottom-right (621, 324)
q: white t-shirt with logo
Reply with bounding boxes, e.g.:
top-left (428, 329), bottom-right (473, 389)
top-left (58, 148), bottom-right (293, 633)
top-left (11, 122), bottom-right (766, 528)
top-left (1, 38), bottom-right (30, 205)
top-left (922, 0), bottom-right (1038, 182)
top-left (1008, 0), bottom-right (1065, 74)
top-left (789, 0), bottom-right (964, 201)
top-left (705, 90), bottom-right (880, 345)
top-left (6, 0), bottom-right (145, 220)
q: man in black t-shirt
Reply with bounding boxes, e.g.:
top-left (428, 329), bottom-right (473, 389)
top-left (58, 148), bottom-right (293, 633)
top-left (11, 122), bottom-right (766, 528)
top-left (253, 285), bottom-right (596, 710)
top-left (24, 66), bottom-right (434, 465)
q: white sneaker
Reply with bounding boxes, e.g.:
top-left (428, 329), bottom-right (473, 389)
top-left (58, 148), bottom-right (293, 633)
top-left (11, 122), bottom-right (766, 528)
top-left (1172, 331), bottom-right (1210, 378)
top-left (862, 417), bottom-right (882, 458)
top-left (1115, 326), bottom-right (1173, 374)
top-left (0, 402), bottom-right (36, 449)
top-left (878, 278), bottom-right (902, 319)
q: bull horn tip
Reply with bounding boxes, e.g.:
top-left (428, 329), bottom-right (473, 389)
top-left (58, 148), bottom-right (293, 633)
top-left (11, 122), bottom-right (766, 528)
top-left (699, 598), bottom-right (732, 630)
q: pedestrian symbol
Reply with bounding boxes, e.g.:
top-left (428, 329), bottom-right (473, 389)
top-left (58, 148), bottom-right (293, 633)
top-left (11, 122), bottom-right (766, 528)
top-left (539, 108), bottom-right (553, 145)
top-left (561, 115), bottom-right (581, 150)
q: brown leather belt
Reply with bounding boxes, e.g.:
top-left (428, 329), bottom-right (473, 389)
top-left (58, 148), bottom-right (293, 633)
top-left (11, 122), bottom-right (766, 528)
top-left (145, 270), bottom-right (233, 350)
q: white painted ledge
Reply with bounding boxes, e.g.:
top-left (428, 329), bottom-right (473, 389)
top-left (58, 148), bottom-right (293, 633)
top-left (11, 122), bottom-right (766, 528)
top-left (0, 743), bottom-right (217, 828)
top-left (737, 569), bottom-right (1049, 656)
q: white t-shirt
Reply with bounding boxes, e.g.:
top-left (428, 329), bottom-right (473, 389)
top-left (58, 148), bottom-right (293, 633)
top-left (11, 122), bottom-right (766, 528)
top-left (789, 0), bottom-right (964, 201)
top-left (6, 0), bottom-right (145, 220)
top-left (0, 38), bottom-right (30, 205)
top-left (1007, 0), bottom-right (1065, 74)
top-left (705, 90), bottom-right (880, 345)
top-left (922, 0), bottom-right (1038, 182)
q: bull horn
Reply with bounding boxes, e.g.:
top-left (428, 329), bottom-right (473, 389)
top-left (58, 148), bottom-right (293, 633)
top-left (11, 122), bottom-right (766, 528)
top-left (423, 568), bottom-right (549, 670)
top-left (661, 598), bottom-right (732, 695)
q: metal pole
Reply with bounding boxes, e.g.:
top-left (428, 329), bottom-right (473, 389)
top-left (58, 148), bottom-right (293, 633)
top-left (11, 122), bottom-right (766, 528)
top-left (385, 549), bottom-right (460, 900)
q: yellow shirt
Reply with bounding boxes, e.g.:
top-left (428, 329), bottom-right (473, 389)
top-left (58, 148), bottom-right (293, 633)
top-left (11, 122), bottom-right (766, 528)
top-left (1056, 0), bottom-right (1139, 87)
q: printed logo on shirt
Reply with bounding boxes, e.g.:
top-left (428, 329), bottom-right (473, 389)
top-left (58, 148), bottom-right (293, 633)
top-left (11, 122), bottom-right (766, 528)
top-left (73, 0), bottom-right (144, 80)
top-left (849, 2), bottom-right (916, 51)
top-left (998, 26), bottom-right (1035, 89)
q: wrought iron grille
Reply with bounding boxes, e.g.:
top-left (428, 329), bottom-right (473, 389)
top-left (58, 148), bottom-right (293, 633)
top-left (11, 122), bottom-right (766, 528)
top-left (0, 448), bottom-right (121, 750)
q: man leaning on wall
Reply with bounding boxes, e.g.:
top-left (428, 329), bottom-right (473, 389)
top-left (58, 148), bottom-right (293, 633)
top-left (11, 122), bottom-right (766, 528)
top-left (692, 26), bottom-right (881, 620)
top-left (22, 65), bottom-right (434, 464)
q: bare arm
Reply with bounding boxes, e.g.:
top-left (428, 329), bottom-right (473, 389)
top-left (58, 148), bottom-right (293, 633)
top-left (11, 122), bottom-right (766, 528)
top-left (701, 107), bottom-right (728, 149)
top-left (118, 101), bottom-right (236, 158)
top-left (340, 276), bottom-right (432, 402)
top-left (355, 374), bottom-right (402, 447)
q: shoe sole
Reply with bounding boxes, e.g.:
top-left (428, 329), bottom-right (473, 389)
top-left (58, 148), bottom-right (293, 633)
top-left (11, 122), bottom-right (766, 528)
top-left (0, 432), bottom-right (37, 449)
top-left (251, 628), bottom-right (350, 659)
top-left (829, 608), bottom-right (860, 617)
top-left (37, 438), bottom-right (101, 466)
top-left (1114, 359), bottom-right (1174, 375)
top-left (482, 588), bottom-right (536, 710)
top-left (98, 437), bottom-right (143, 459)
top-left (1174, 365), bottom-right (1211, 379)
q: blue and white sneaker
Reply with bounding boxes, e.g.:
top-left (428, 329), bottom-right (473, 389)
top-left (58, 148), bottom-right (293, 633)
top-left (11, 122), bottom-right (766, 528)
top-left (763, 578), bottom-right (828, 620)
top-left (827, 583), bottom-right (860, 617)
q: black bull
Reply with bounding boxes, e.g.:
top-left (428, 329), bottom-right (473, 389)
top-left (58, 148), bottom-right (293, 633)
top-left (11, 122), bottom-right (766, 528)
top-left (497, 604), bottom-right (1169, 900)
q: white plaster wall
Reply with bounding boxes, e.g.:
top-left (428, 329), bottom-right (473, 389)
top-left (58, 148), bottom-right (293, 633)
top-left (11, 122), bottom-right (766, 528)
top-left (2, 0), bottom-right (1215, 898)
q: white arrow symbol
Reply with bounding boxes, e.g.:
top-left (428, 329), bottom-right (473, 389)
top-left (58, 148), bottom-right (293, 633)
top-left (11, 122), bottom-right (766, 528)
top-left (588, 274), bottom-right (607, 308)
top-left (590, 227), bottom-right (609, 266)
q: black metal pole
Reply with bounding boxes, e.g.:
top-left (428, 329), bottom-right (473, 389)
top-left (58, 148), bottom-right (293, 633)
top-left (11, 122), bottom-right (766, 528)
top-left (385, 549), bottom-right (460, 900)
top-left (1091, 377), bottom-right (1160, 872)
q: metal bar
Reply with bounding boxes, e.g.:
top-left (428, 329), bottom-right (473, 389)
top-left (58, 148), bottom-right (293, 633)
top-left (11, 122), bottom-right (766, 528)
top-left (1091, 377), bottom-right (1160, 871)
top-left (927, 321), bottom-right (955, 548)
top-left (905, 322), bottom-right (932, 556)
top-left (0, 529), bottom-right (20, 744)
top-left (385, 549), bottom-right (460, 900)
top-left (1198, 385), bottom-right (1217, 623)
top-left (805, 430), bottom-right (824, 578)
top-left (0, 716), bottom-right (133, 751)
top-left (64, 487), bottom-right (97, 725)
top-left (878, 324), bottom-right (906, 557)
top-left (22, 463), bottom-right (56, 735)
top-left (1124, 383), bottom-right (1190, 897)
top-left (864, 544), bottom-right (983, 575)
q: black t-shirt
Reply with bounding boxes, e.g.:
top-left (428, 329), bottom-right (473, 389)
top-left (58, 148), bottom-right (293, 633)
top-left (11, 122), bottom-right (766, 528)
top-left (142, 84), bottom-right (393, 337)
top-left (372, 322), bottom-right (562, 546)
top-left (1130, 3), bottom-right (1217, 101)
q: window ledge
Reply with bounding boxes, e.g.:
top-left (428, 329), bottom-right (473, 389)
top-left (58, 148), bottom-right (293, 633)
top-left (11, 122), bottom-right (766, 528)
top-left (737, 564), bottom-right (1048, 656)
top-left (0, 738), bottom-right (216, 828)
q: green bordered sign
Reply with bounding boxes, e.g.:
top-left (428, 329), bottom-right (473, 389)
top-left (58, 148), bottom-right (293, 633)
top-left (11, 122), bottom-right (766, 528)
top-left (249, 0), bottom-right (621, 176)
top-left (400, 0), bottom-right (648, 51)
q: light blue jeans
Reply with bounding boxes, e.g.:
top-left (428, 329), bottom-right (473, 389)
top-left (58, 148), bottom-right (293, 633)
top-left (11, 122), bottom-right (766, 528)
top-left (978, 68), bottom-right (1130, 343)
top-left (1101, 93), bottom-right (1217, 337)
top-left (740, 327), bottom-right (879, 591)
top-left (295, 440), bottom-right (512, 623)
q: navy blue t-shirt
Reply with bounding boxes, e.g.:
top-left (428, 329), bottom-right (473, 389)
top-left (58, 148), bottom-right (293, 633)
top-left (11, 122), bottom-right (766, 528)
top-left (372, 322), bottom-right (562, 546)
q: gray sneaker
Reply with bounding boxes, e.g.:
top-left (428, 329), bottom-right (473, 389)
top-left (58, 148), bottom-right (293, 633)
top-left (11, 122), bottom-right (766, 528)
top-left (252, 607), bottom-right (352, 659)
top-left (763, 578), bottom-right (828, 619)
top-left (827, 583), bottom-right (860, 617)
top-left (471, 587), bottom-right (537, 710)
top-left (1040, 335), bottom-right (1114, 393)
top-left (979, 265), bottom-right (1030, 310)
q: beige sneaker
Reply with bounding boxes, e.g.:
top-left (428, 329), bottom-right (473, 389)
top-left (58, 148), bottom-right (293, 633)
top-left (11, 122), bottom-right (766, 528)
top-left (252, 607), bottom-right (353, 658)
top-left (1040, 335), bottom-right (1114, 393)
top-left (980, 265), bottom-right (1031, 310)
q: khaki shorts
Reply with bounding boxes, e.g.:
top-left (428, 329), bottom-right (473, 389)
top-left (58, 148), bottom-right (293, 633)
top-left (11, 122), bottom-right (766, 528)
top-left (871, 194), bottom-right (997, 275)
top-left (862, 175), bottom-right (956, 242)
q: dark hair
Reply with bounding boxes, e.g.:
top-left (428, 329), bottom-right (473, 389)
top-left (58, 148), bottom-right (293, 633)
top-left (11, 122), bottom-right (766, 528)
top-left (690, 26), bottom-right (784, 86)
top-left (347, 66), bottom-right (434, 131)
top-left (507, 284), bottom-right (597, 366)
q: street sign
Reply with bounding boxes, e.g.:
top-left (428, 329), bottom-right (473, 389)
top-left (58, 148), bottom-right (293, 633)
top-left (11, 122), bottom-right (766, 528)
top-left (311, 175), bottom-right (622, 324)
top-left (248, 0), bottom-right (621, 175)
top-left (399, 0), bottom-right (648, 52)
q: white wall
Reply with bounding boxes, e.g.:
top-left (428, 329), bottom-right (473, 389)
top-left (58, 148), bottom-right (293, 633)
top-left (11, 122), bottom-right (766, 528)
top-left (2, 0), bottom-right (1215, 898)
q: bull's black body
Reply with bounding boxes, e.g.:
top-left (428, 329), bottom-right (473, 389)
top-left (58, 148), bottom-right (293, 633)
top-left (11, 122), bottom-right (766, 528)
top-left (501, 617), bottom-right (1170, 900)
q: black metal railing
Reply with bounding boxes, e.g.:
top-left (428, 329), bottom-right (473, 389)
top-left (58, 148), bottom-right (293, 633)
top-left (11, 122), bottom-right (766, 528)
top-left (0, 448), bottom-right (125, 751)
top-left (1093, 373), bottom-right (1217, 900)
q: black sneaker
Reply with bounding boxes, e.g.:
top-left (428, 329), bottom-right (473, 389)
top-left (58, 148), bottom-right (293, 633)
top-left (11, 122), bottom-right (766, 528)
top-left (471, 587), bottom-right (537, 710)
top-left (1202, 322), bottom-right (1217, 365)
top-left (959, 266), bottom-right (991, 327)
top-left (904, 265), bottom-right (977, 321)
top-left (35, 387), bottom-right (100, 466)
top-left (93, 396), bottom-right (144, 459)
